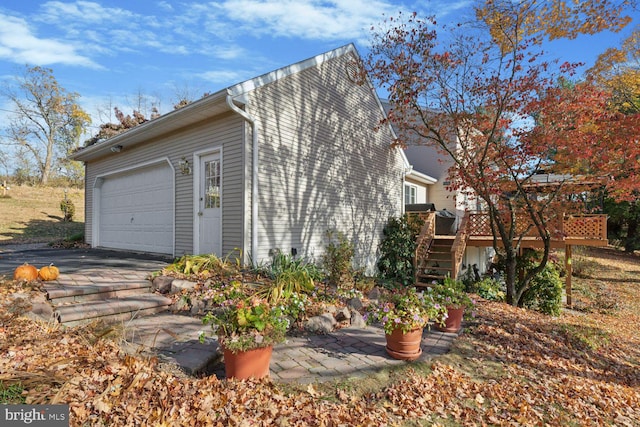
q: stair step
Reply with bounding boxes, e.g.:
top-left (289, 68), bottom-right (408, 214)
top-left (416, 274), bottom-right (447, 283)
top-left (426, 251), bottom-right (452, 258)
top-left (45, 282), bottom-right (151, 304)
top-left (418, 264), bottom-right (453, 270)
top-left (420, 266), bottom-right (452, 271)
top-left (54, 294), bottom-right (172, 326)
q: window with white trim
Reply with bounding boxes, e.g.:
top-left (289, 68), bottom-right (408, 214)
top-left (404, 184), bottom-right (417, 205)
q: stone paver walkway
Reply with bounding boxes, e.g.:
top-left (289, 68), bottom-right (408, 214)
top-left (127, 315), bottom-right (458, 382)
top-left (268, 326), bottom-right (456, 383)
top-left (4, 247), bottom-right (460, 383)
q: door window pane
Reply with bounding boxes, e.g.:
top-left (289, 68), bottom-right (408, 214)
top-left (204, 160), bottom-right (220, 208)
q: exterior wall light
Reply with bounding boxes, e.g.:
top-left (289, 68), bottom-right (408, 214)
top-left (179, 157), bottom-right (191, 175)
top-left (110, 145), bottom-right (123, 153)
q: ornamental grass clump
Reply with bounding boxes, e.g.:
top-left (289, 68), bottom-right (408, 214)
top-left (367, 286), bottom-right (447, 334)
top-left (201, 283), bottom-right (289, 353)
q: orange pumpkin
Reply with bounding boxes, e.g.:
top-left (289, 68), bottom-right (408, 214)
top-left (13, 263), bottom-right (39, 281)
top-left (38, 264), bottom-right (60, 281)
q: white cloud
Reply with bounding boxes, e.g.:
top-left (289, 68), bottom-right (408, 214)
top-left (209, 45), bottom-right (246, 60)
top-left (157, 1), bottom-right (175, 12)
top-left (38, 1), bottom-right (135, 25)
top-left (0, 13), bottom-right (101, 68)
top-left (213, 0), bottom-right (399, 40)
top-left (197, 70), bottom-right (247, 85)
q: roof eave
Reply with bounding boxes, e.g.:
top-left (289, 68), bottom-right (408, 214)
top-left (406, 169), bottom-right (438, 185)
top-left (71, 89), bottom-right (230, 162)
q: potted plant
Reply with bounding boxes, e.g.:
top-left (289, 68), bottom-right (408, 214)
top-left (201, 284), bottom-right (289, 380)
top-left (367, 286), bottom-right (447, 360)
top-left (429, 276), bottom-right (475, 333)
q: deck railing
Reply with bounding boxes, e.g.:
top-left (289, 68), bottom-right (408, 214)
top-left (450, 212), bottom-right (470, 279)
top-left (411, 212), bottom-right (436, 282)
top-left (468, 212), bottom-right (607, 241)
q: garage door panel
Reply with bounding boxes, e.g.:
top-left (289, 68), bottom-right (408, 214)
top-left (98, 163), bottom-right (173, 254)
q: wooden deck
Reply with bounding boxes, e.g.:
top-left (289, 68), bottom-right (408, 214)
top-left (412, 211), bottom-right (608, 306)
top-left (412, 211), bottom-right (608, 285)
top-left (466, 213), bottom-right (608, 248)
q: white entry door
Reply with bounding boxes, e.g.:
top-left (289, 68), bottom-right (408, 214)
top-left (197, 153), bottom-right (222, 255)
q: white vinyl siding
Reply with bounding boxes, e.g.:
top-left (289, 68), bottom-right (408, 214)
top-left (244, 53), bottom-right (404, 270)
top-left (84, 112), bottom-right (245, 257)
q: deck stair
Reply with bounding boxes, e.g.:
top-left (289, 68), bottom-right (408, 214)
top-left (44, 276), bottom-right (171, 327)
top-left (415, 237), bottom-right (455, 285)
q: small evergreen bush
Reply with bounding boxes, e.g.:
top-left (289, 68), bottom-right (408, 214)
top-left (519, 251), bottom-right (564, 316)
top-left (60, 198), bottom-right (75, 222)
top-left (377, 214), bottom-right (423, 285)
top-left (322, 230), bottom-right (355, 287)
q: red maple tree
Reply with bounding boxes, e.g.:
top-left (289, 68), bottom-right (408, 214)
top-left (365, 12), bottom-right (638, 306)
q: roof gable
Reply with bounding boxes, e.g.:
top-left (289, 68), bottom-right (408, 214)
top-left (72, 44), bottom-right (391, 162)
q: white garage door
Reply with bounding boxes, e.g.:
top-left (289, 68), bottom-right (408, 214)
top-left (98, 163), bottom-right (173, 254)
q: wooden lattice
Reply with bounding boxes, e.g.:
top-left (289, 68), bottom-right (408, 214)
top-left (469, 213), bottom-right (492, 236)
top-left (468, 212), bottom-right (607, 240)
top-left (564, 215), bottom-right (607, 240)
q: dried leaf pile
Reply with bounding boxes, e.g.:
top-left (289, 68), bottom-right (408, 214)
top-left (1, 247), bottom-right (639, 426)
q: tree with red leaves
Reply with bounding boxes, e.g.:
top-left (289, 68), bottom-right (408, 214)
top-left (365, 11), bottom-right (638, 306)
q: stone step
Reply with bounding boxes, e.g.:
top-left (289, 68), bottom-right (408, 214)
top-left (45, 282), bottom-right (152, 305)
top-left (54, 294), bottom-right (172, 326)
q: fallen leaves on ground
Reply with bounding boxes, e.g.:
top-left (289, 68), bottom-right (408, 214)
top-left (1, 246), bottom-right (638, 426)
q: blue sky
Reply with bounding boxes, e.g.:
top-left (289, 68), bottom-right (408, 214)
top-left (0, 1), bottom-right (637, 135)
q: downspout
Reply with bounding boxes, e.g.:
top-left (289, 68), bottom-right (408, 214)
top-left (402, 165), bottom-right (413, 215)
top-left (226, 91), bottom-right (259, 265)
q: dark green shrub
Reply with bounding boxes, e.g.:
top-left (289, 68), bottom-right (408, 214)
top-left (519, 252), bottom-right (564, 316)
top-left (60, 198), bottom-right (75, 221)
top-left (473, 277), bottom-right (506, 302)
top-left (322, 230), bottom-right (354, 287)
top-left (377, 214), bottom-right (423, 285)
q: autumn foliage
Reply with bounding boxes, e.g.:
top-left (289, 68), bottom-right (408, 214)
top-left (365, 8), bottom-right (638, 306)
top-left (1, 248), bottom-right (639, 425)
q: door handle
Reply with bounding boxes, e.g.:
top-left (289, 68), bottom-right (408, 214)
top-left (198, 211), bottom-right (203, 216)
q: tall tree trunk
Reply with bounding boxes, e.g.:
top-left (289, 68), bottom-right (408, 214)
top-left (504, 251), bottom-right (518, 306)
top-left (625, 214), bottom-right (639, 252)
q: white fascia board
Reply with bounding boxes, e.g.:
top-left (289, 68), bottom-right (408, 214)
top-left (228, 44), bottom-right (358, 97)
top-left (71, 90), bottom-right (229, 162)
top-left (406, 169), bottom-right (438, 185)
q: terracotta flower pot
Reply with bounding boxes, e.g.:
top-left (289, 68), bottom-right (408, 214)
top-left (436, 307), bottom-right (464, 333)
top-left (385, 327), bottom-right (423, 360)
top-left (223, 345), bottom-right (273, 380)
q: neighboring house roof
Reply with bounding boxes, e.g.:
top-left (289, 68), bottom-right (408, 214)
top-left (379, 100), bottom-right (438, 185)
top-left (72, 44), bottom-right (405, 166)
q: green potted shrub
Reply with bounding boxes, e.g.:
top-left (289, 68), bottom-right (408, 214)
top-left (201, 283), bottom-right (289, 379)
top-left (429, 276), bottom-right (475, 333)
top-left (367, 286), bottom-right (447, 360)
